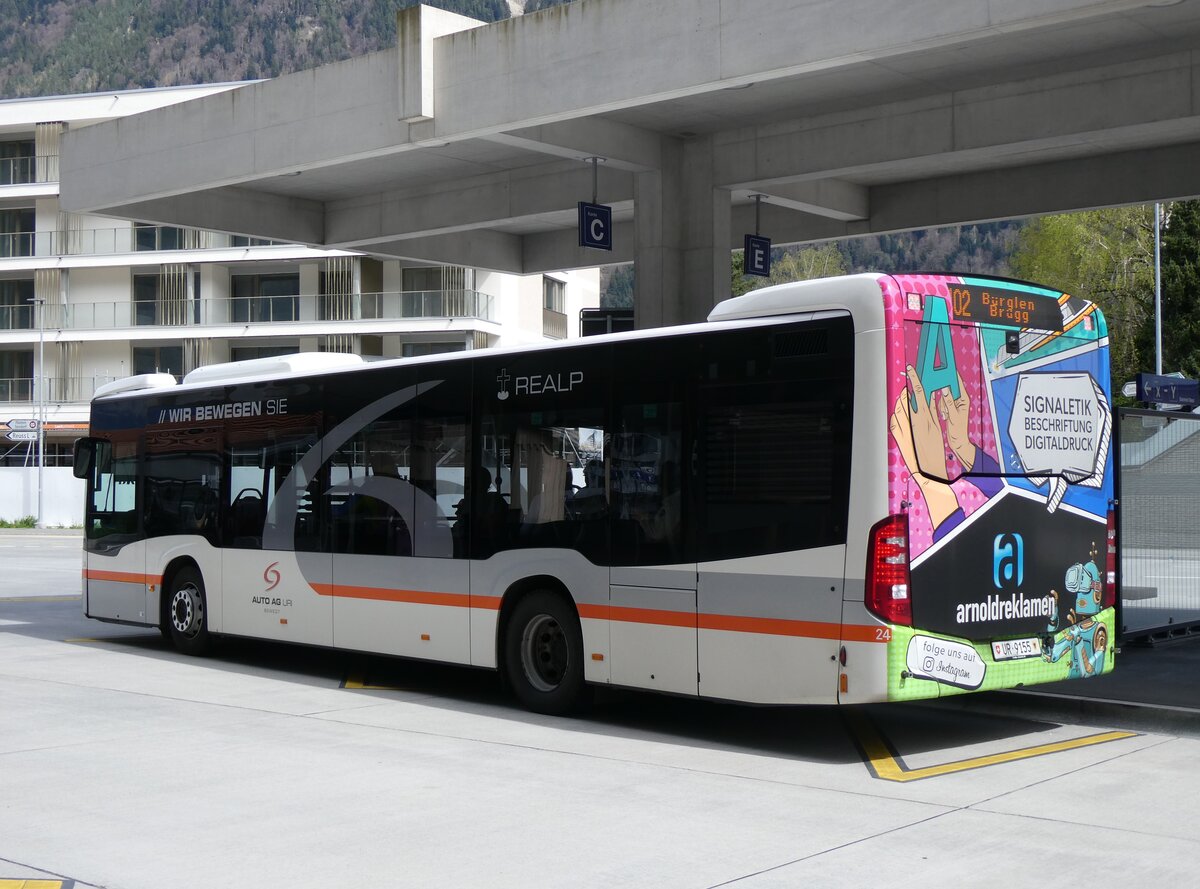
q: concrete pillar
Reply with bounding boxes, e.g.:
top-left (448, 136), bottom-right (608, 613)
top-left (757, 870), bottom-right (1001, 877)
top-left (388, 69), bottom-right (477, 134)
top-left (633, 136), bottom-right (730, 328)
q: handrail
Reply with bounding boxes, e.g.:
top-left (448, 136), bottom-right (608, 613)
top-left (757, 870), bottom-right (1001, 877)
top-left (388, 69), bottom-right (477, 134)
top-left (0, 153), bottom-right (58, 186)
top-left (0, 225), bottom-right (283, 258)
top-left (0, 290), bottom-right (497, 331)
top-left (0, 376), bottom-right (119, 403)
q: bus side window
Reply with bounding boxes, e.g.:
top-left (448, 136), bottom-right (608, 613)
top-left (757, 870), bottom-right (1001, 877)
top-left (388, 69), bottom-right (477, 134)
top-left (226, 429), bottom-right (320, 551)
top-left (86, 438), bottom-right (139, 542)
top-left (144, 427), bottom-right (221, 544)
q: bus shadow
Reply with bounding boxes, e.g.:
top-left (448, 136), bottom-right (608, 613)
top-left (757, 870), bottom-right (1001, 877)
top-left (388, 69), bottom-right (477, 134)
top-left (69, 631), bottom-right (1066, 766)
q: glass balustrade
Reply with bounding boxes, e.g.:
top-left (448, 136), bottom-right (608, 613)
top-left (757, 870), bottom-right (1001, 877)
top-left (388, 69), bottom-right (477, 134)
top-left (0, 225), bottom-right (286, 258)
top-left (0, 376), bottom-right (120, 403)
top-left (13, 291), bottom-right (496, 330)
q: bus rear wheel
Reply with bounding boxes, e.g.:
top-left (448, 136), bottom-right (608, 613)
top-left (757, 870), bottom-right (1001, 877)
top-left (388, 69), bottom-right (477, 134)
top-left (166, 566), bottom-right (211, 656)
top-left (504, 591), bottom-right (588, 715)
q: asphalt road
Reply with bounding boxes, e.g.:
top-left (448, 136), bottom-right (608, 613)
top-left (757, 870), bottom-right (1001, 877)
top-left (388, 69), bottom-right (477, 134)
top-left (2, 531), bottom-right (1199, 888)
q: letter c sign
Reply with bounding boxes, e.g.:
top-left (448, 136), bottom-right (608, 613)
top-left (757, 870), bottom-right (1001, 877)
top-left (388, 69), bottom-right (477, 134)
top-left (578, 201), bottom-right (612, 251)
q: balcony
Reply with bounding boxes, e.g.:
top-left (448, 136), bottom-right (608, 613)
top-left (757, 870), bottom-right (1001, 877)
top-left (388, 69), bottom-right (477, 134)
top-left (0, 153), bottom-right (57, 186)
top-left (0, 225), bottom-right (284, 259)
top-left (542, 307), bottom-right (567, 340)
top-left (0, 376), bottom-right (118, 403)
top-left (15, 290), bottom-right (497, 331)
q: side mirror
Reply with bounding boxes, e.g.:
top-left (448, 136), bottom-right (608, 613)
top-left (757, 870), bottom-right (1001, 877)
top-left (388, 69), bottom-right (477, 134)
top-left (72, 437), bottom-right (97, 479)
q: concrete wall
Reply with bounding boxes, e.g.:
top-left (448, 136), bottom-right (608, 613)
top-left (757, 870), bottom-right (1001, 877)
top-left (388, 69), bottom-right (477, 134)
top-left (0, 467), bottom-right (84, 526)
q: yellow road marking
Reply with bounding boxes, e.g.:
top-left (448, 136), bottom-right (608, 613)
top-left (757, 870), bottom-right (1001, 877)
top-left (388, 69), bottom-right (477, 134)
top-left (0, 879), bottom-right (69, 888)
top-left (845, 711), bottom-right (1137, 782)
top-left (341, 673), bottom-right (407, 691)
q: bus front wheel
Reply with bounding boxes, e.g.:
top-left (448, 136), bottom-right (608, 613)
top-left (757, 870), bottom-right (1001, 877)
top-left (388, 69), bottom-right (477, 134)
top-left (166, 566), bottom-right (211, 656)
top-left (504, 591), bottom-right (588, 715)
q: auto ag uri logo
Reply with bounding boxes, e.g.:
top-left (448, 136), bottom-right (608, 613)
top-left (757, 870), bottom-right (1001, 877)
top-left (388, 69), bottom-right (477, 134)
top-left (992, 533), bottom-right (1024, 590)
top-left (264, 561), bottom-right (281, 591)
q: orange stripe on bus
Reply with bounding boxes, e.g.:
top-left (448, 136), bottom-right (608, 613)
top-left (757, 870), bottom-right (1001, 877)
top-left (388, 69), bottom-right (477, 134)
top-left (309, 583), bottom-right (471, 608)
top-left (578, 603), bottom-right (695, 628)
top-left (85, 570), bottom-right (162, 585)
top-left (306, 583), bottom-right (885, 642)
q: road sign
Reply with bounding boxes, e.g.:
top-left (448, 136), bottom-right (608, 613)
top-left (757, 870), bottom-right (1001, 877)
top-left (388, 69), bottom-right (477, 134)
top-left (6, 430), bottom-right (37, 442)
top-left (1121, 381), bottom-right (1137, 398)
top-left (744, 234), bottom-right (771, 277)
top-left (1136, 372), bottom-right (1200, 406)
top-left (577, 201), bottom-right (612, 251)
top-left (5, 418), bottom-right (38, 430)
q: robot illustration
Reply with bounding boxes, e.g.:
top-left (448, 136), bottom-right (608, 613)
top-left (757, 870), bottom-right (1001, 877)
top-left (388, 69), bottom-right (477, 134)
top-left (1043, 545), bottom-right (1108, 679)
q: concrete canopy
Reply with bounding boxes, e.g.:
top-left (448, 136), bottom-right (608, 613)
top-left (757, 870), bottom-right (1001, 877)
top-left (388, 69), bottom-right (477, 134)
top-left (60, 0), bottom-right (1200, 324)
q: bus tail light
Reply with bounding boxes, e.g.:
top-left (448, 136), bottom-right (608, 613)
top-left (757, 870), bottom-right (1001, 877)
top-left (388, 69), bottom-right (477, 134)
top-left (866, 513), bottom-right (912, 626)
top-left (1106, 507), bottom-right (1117, 592)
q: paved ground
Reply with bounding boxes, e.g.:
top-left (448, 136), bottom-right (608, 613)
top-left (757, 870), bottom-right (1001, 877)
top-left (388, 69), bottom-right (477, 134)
top-left (2, 530), bottom-right (1198, 888)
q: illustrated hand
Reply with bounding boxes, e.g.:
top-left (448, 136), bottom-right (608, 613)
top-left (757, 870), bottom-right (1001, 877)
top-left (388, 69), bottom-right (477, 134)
top-left (939, 371), bottom-right (977, 471)
top-left (902, 366), bottom-right (950, 480)
top-left (890, 372), bottom-right (958, 529)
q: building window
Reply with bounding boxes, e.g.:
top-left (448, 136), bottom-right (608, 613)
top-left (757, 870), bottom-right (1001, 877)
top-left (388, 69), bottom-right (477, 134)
top-left (229, 344), bottom-right (300, 362)
top-left (133, 274), bottom-right (159, 325)
top-left (401, 342), bottom-right (465, 358)
top-left (0, 350), bottom-right (34, 401)
top-left (135, 223), bottom-right (185, 251)
top-left (543, 277), bottom-right (566, 313)
top-left (0, 280), bottom-right (34, 331)
top-left (0, 208), bottom-right (34, 258)
top-left (542, 276), bottom-right (567, 339)
top-left (0, 140), bottom-right (35, 186)
top-left (401, 266), bottom-right (475, 293)
top-left (133, 345), bottom-right (184, 378)
top-left (231, 274), bottom-right (299, 322)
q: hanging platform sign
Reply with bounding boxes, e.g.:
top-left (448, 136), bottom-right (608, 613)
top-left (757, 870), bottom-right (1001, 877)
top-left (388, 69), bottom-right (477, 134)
top-left (578, 202), bottom-right (612, 251)
top-left (744, 233), bottom-right (771, 277)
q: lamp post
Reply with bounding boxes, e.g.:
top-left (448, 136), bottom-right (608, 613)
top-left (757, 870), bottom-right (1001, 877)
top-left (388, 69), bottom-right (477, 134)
top-left (28, 295), bottom-right (45, 529)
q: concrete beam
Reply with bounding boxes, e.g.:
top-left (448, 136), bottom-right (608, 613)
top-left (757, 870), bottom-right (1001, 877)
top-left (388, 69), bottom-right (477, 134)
top-left (481, 118), bottom-right (663, 172)
top-left (86, 187), bottom-right (326, 246)
top-left (868, 141), bottom-right (1200, 232)
top-left (738, 180), bottom-right (869, 221)
top-left (715, 52), bottom-right (1200, 189)
top-left (353, 229), bottom-right (525, 272)
top-left (62, 0), bottom-right (1154, 218)
top-left (726, 140), bottom-right (1200, 249)
top-left (430, 0), bottom-right (1154, 137)
top-left (325, 161), bottom-right (634, 246)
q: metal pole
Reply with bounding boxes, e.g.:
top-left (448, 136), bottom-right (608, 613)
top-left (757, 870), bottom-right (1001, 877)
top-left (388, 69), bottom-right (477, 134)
top-left (1154, 202), bottom-right (1163, 375)
top-left (36, 296), bottom-right (45, 529)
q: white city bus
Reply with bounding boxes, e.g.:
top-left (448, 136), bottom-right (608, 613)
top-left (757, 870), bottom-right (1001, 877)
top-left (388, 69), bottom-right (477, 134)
top-left (75, 273), bottom-right (1116, 712)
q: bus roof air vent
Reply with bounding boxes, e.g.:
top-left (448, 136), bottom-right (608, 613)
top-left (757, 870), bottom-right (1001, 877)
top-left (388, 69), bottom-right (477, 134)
top-left (93, 373), bottom-right (179, 399)
top-left (182, 352), bottom-right (365, 386)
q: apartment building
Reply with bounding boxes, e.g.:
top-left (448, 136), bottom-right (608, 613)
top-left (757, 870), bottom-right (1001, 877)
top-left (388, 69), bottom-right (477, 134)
top-left (0, 84), bottom-right (600, 474)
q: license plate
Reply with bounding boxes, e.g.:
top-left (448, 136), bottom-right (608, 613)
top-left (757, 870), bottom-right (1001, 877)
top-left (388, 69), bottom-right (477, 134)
top-left (991, 637), bottom-right (1042, 661)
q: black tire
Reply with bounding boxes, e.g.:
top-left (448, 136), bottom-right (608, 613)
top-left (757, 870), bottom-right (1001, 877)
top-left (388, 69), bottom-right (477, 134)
top-left (165, 566), bottom-right (211, 656)
top-left (503, 591), bottom-right (590, 715)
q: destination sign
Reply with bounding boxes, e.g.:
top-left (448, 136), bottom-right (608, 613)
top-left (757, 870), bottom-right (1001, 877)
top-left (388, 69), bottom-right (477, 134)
top-left (948, 283), bottom-right (1064, 331)
top-left (6, 430), bottom-right (37, 442)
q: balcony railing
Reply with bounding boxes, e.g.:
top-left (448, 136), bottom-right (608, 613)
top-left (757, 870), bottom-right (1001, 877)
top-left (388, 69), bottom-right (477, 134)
top-left (0, 153), bottom-right (57, 186)
top-left (542, 307), bottom-right (567, 340)
top-left (0, 376), bottom-right (118, 403)
top-left (0, 225), bottom-right (283, 259)
top-left (12, 290), bottom-right (497, 331)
